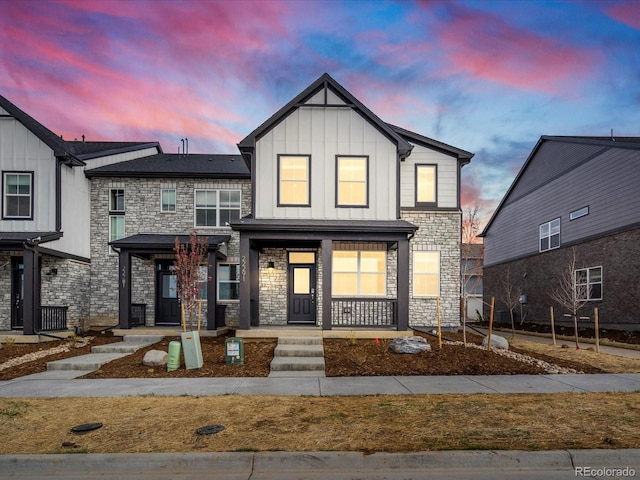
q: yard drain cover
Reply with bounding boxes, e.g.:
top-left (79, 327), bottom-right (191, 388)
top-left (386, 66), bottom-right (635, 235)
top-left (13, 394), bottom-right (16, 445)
top-left (196, 424), bottom-right (225, 436)
top-left (71, 423), bottom-right (103, 434)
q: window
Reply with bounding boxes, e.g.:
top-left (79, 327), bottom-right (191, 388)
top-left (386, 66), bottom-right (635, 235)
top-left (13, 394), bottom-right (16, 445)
top-left (336, 156), bottom-right (368, 207)
top-left (332, 250), bottom-right (385, 296)
top-left (109, 189), bottom-right (125, 254)
top-left (570, 206), bottom-right (589, 221)
top-left (413, 251), bottom-right (440, 297)
top-left (161, 188), bottom-right (176, 212)
top-left (3, 172), bottom-right (33, 219)
top-left (198, 265), bottom-right (209, 300)
top-left (218, 264), bottom-right (240, 301)
top-left (539, 218), bottom-right (560, 252)
top-left (415, 164), bottom-right (437, 205)
top-left (278, 155), bottom-right (310, 206)
top-left (575, 266), bottom-right (602, 301)
top-left (194, 189), bottom-right (241, 227)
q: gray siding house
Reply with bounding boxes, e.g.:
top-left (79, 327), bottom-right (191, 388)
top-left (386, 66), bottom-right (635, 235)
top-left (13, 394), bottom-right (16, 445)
top-left (481, 136), bottom-right (640, 329)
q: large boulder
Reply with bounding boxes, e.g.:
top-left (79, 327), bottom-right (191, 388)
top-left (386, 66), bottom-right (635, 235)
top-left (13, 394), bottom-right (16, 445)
top-left (389, 336), bottom-right (432, 354)
top-left (143, 349), bottom-right (169, 367)
top-left (482, 335), bottom-right (509, 350)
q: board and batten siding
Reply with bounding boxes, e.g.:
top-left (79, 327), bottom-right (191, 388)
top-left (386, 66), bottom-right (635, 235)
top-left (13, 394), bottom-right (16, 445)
top-left (400, 144), bottom-right (458, 209)
top-left (0, 112), bottom-right (57, 232)
top-left (484, 145), bottom-right (640, 267)
top-left (254, 106), bottom-right (398, 220)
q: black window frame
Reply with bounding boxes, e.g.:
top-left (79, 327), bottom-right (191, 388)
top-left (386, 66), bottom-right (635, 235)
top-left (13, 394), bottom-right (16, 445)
top-left (335, 155), bottom-right (369, 208)
top-left (277, 154), bottom-right (311, 207)
top-left (2, 171), bottom-right (34, 220)
top-left (414, 164), bottom-right (438, 207)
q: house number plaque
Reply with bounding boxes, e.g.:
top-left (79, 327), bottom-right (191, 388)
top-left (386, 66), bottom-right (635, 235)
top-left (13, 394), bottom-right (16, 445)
top-left (241, 255), bottom-right (247, 282)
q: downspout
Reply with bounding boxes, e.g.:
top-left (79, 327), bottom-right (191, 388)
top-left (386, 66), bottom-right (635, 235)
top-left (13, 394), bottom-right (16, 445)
top-left (56, 159), bottom-right (62, 231)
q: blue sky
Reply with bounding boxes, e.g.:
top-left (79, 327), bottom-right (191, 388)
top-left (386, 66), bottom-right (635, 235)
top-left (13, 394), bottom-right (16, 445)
top-left (1, 0), bottom-right (639, 227)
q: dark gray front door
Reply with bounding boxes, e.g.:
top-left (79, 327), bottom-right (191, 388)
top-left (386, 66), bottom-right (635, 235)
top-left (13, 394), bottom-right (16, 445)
top-left (156, 260), bottom-right (180, 326)
top-left (11, 257), bottom-right (23, 329)
top-left (288, 264), bottom-right (316, 324)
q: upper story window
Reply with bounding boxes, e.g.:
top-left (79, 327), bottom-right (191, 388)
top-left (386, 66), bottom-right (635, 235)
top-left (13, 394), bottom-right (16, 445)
top-left (332, 250), bottom-right (385, 296)
top-left (161, 188), bottom-right (176, 213)
top-left (575, 266), bottom-right (602, 301)
top-left (413, 251), bottom-right (440, 297)
top-left (539, 218), bottom-right (560, 252)
top-left (3, 172), bottom-right (33, 219)
top-left (194, 189), bottom-right (241, 227)
top-left (336, 156), bottom-right (368, 207)
top-left (109, 189), bottom-right (125, 254)
top-left (570, 206), bottom-right (589, 221)
top-left (415, 164), bottom-right (437, 206)
top-left (278, 155), bottom-right (310, 206)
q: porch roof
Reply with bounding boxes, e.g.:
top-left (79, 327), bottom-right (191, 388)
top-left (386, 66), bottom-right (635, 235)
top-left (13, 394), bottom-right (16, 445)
top-left (231, 218), bottom-right (418, 234)
top-left (0, 232), bottom-right (62, 248)
top-left (110, 233), bottom-right (230, 258)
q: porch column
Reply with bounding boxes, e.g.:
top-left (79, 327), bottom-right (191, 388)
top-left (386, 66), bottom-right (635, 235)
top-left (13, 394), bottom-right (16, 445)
top-left (239, 235), bottom-right (251, 329)
top-left (118, 250), bottom-right (132, 329)
top-left (22, 247), bottom-right (38, 335)
top-left (321, 238), bottom-right (332, 330)
top-left (206, 251), bottom-right (218, 330)
top-left (397, 237), bottom-right (409, 331)
top-left (249, 246), bottom-right (259, 326)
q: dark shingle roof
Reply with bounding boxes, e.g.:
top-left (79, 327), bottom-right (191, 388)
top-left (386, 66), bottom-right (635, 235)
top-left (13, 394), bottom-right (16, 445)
top-left (388, 124), bottom-right (474, 162)
top-left (84, 153), bottom-right (250, 178)
top-left (110, 233), bottom-right (230, 251)
top-left (69, 141), bottom-right (162, 160)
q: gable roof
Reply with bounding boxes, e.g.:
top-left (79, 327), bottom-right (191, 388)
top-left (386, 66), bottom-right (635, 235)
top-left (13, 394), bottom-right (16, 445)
top-left (68, 141), bottom-right (162, 160)
top-left (480, 135), bottom-right (640, 237)
top-left (237, 73), bottom-right (413, 168)
top-left (389, 124), bottom-right (474, 163)
top-left (84, 153), bottom-right (250, 178)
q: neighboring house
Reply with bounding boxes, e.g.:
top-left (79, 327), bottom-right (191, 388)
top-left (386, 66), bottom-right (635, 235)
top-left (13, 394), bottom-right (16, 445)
top-left (480, 136), bottom-right (640, 330)
top-left (0, 94), bottom-right (160, 334)
top-left (233, 73), bottom-right (473, 331)
top-left (462, 243), bottom-right (483, 321)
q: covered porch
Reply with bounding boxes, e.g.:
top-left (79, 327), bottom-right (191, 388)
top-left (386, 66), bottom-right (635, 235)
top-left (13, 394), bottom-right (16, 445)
top-left (110, 233), bottom-right (230, 330)
top-left (232, 219), bottom-right (418, 331)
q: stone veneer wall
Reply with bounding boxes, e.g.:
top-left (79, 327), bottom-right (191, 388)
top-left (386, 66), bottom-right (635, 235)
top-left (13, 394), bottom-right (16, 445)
top-left (89, 177), bottom-right (250, 328)
top-left (0, 253), bottom-right (15, 330)
top-left (402, 210), bottom-right (461, 329)
top-left (40, 257), bottom-right (90, 331)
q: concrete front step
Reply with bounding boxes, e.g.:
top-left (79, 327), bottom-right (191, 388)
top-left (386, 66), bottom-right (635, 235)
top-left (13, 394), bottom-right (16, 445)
top-left (276, 336), bottom-right (323, 346)
top-left (91, 335), bottom-right (163, 354)
top-left (47, 353), bottom-right (130, 371)
top-left (274, 344), bottom-right (324, 357)
top-left (269, 356), bottom-right (326, 371)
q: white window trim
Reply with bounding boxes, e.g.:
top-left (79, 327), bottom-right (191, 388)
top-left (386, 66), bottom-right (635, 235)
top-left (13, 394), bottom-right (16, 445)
top-left (108, 215), bottom-right (125, 255)
top-left (217, 263), bottom-right (240, 302)
top-left (193, 189), bottom-right (241, 228)
top-left (109, 188), bottom-right (125, 213)
top-left (413, 251), bottom-right (440, 297)
top-left (575, 266), bottom-right (602, 301)
top-left (539, 218), bottom-right (560, 252)
top-left (332, 250), bottom-right (387, 297)
top-left (3, 171), bottom-right (33, 219)
top-left (160, 188), bottom-right (176, 213)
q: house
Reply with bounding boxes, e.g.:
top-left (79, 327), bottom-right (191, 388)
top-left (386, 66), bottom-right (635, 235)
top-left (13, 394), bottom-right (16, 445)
top-left (480, 136), bottom-right (640, 330)
top-left (232, 73), bottom-right (473, 331)
top-left (0, 94), bottom-right (160, 335)
top-left (1, 73), bottom-right (473, 335)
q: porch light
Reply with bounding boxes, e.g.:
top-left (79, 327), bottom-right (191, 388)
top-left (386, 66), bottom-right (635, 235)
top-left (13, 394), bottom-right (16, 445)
top-left (267, 261), bottom-right (275, 270)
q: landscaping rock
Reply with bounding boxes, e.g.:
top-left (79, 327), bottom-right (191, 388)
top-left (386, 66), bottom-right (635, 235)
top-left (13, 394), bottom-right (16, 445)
top-left (389, 336), bottom-right (432, 354)
top-left (143, 350), bottom-right (168, 367)
top-left (482, 335), bottom-right (509, 350)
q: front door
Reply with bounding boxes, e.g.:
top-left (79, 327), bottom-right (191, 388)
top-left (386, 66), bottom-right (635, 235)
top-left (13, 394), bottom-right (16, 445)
top-left (156, 260), bottom-right (181, 326)
top-left (288, 263), bottom-right (316, 324)
top-left (11, 257), bottom-right (24, 329)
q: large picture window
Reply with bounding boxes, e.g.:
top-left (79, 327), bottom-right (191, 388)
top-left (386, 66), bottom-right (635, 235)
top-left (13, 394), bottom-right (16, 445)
top-left (413, 251), bottom-right (440, 297)
top-left (575, 266), bottom-right (602, 301)
top-left (539, 218), bottom-right (560, 252)
top-left (218, 263), bottom-right (240, 301)
top-left (336, 156), bottom-right (368, 207)
top-left (3, 172), bottom-right (33, 219)
top-left (278, 155), bottom-right (310, 206)
top-left (332, 250), bottom-right (385, 296)
top-left (415, 164), bottom-right (437, 205)
top-left (194, 189), bottom-right (241, 227)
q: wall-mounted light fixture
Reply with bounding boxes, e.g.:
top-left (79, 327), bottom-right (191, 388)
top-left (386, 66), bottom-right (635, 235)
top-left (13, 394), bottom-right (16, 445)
top-left (267, 261), bottom-right (275, 270)
top-left (46, 268), bottom-right (58, 276)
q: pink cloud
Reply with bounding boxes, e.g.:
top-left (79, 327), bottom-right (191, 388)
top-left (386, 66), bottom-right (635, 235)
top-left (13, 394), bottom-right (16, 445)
top-left (435, 5), bottom-right (600, 95)
top-left (605, 1), bottom-right (640, 30)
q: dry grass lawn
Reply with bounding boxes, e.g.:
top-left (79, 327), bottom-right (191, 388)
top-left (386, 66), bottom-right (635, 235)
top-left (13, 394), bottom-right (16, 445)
top-left (1, 393), bottom-right (639, 454)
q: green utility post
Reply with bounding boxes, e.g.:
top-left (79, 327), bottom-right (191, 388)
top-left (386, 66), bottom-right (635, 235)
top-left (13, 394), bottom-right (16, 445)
top-left (225, 337), bottom-right (244, 365)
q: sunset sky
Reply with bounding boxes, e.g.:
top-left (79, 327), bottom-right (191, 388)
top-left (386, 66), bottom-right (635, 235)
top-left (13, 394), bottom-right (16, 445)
top-left (1, 0), bottom-right (639, 227)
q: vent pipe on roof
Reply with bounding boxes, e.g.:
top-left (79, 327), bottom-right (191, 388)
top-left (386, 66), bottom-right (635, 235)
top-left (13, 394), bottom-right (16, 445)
top-left (611, 128), bottom-right (615, 141)
top-left (185, 137), bottom-right (188, 156)
top-left (82, 135), bottom-right (85, 143)
top-left (180, 138), bottom-right (185, 155)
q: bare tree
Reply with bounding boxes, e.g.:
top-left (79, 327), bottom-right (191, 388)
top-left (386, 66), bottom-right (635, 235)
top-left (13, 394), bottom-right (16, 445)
top-left (173, 231), bottom-right (209, 332)
top-left (499, 266), bottom-right (520, 337)
top-left (549, 248), bottom-right (589, 349)
top-left (461, 204), bottom-right (482, 344)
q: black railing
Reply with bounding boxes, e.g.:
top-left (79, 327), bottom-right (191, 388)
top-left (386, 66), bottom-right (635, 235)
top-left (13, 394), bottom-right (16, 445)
top-left (37, 306), bottom-right (68, 331)
top-left (331, 298), bottom-right (398, 328)
top-left (131, 304), bottom-right (147, 327)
